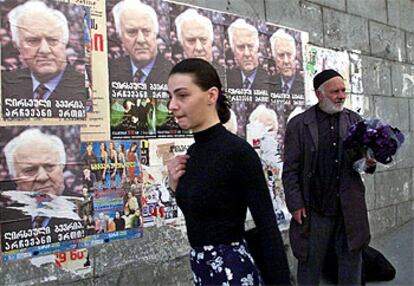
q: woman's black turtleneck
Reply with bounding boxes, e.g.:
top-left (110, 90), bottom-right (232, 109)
top-left (176, 123), bottom-right (284, 283)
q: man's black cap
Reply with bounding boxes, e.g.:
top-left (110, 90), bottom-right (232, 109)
top-left (313, 69), bottom-right (343, 91)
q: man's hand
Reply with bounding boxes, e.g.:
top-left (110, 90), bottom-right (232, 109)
top-left (166, 155), bottom-right (190, 192)
top-left (365, 157), bottom-right (377, 168)
top-left (293, 208), bottom-right (307, 224)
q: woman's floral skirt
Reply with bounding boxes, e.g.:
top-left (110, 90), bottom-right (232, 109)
top-left (190, 240), bottom-right (263, 286)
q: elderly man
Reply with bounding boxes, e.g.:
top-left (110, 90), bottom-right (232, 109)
top-left (1, 1), bottom-right (86, 119)
top-left (175, 8), bottom-right (213, 62)
top-left (282, 69), bottom-right (376, 285)
top-left (270, 29), bottom-right (304, 95)
top-left (226, 19), bottom-right (268, 90)
top-left (174, 8), bottom-right (225, 83)
top-left (0, 128), bottom-right (84, 253)
top-left (3, 129), bottom-right (66, 196)
top-left (109, 0), bottom-right (171, 84)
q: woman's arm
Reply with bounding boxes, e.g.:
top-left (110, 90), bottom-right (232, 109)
top-left (236, 146), bottom-right (291, 285)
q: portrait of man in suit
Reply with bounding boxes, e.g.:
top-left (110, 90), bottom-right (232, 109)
top-left (174, 8), bottom-right (213, 63)
top-left (270, 29), bottom-right (304, 95)
top-left (109, 0), bottom-right (172, 85)
top-left (4, 129), bottom-right (66, 196)
top-left (1, 1), bottom-right (86, 119)
top-left (226, 19), bottom-right (268, 91)
top-left (174, 8), bottom-right (225, 83)
top-left (0, 128), bottom-right (84, 254)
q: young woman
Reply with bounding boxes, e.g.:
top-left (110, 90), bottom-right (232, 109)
top-left (117, 144), bottom-right (127, 183)
top-left (109, 142), bottom-right (118, 183)
top-left (127, 142), bottom-right (139, 182)
top-left (99, 143), bottom-right (109, 184)
top-left (167, 59), bottom-right (289, 285)
top-left (114, 211), bottom-right (125, 231)
top-left (83, 143), bottom-right (100, 181)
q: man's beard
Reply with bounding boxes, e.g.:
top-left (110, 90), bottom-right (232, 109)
top-left (319, 95), bottom-right (344, 114)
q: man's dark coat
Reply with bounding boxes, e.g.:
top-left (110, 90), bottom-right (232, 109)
top-left (282, 105), bottom-right (372, 261)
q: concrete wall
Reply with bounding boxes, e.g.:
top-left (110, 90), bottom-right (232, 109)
top-left (1, 0), bottom-right (413, 285)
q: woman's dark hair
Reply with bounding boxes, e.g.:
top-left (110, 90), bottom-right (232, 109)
top-left (169, 58), bottom-right (231, 124)
top-left (128, 142), bottom-right (138, 153)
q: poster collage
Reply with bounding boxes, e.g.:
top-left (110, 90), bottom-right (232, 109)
top-left (0, 0), bottom-right (364, 262)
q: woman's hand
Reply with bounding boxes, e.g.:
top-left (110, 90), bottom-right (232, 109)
top-left (166, 155), bottom-right (190, 192)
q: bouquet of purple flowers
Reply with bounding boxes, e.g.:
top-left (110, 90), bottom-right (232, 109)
top-left (344, 118), bottom-right (405, 172)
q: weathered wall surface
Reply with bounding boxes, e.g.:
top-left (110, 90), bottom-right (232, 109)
top-left (1, 0), bottom-right (412, 285)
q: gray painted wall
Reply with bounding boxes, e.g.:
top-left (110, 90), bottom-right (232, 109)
top-left (1, 0), bottom-right (413, 285)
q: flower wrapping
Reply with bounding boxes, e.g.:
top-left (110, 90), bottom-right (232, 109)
top-left (344, 118), bottom-right (405, 172)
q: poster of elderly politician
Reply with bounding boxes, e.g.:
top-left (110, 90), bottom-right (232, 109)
top-left (0, 0), bottom-right (88, 121)
top-left (107, 0), bottom-right (190, 139)
top-left (106, 0), bottom-right (309, 228)
top-left (0, 125), bottom-right (85, 261)
top-left (168, 3), bottom-right (227, 87)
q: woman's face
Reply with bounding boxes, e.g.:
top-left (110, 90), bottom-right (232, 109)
top-left (167, 73), bottom-right (216, 132)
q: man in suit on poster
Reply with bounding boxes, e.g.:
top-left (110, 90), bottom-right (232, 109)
top-left (0, 129), bottom-right (83, 253)
top-left (226, 19), bottom-right (268, 91)
top-left (1, 1), bottom-right (86, 119)
top-left (270, 29), bottom-right (304, 95)
top-left (174, 8), bottom-right (214, 63)
top-left (109, 0), bottom-right (172, 84)
top-left (174, 8), bottom-right (225, 83)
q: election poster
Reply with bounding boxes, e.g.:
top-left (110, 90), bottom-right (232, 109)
top-left (1, 0), bottom-right (378, 263)
top-left (223, 15), bottom-right (272, 139)
top-left (168, 2), bottom-right (227, 87)
top-left (0, 125), bottom-right (85, 261)
top-left (0, 135), bottom-right (147, 262)
top-left (0, 0), bottom-right (87, 121)
top-left (106, 0), bottom-right (190, 139)
top-left (0, 0), bottom-right (111, 141)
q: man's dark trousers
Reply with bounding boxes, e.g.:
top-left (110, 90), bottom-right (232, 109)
top-left (297, 209), bottom-right (362, 285)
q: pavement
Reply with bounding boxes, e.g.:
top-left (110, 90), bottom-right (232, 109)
top-left (320, 219), bottom-right (414, 286)
top-left (368, 220), bottom-right (414, 286)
